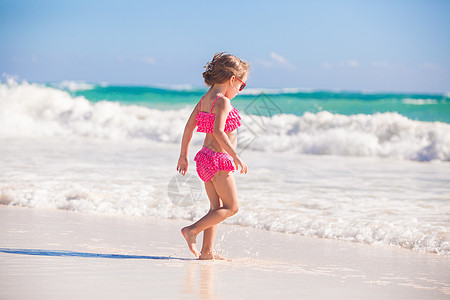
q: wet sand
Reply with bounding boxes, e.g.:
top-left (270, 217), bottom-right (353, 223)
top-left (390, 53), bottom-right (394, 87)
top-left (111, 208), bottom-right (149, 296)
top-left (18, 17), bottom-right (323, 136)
top-left (1, 206), bottom-right (449, 299)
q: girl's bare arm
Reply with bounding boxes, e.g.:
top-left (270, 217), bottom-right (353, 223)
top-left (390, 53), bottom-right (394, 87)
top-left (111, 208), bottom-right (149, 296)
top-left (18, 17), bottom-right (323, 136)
top-left (177, 104), bottom-right (199, 175)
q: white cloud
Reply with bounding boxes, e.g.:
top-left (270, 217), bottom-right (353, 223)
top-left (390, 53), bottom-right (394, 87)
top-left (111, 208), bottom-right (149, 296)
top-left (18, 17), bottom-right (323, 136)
top-left (321, 62), bottom-right (332, 69)
top-left (419, 62), bottom-right (445, 72)
top-left (256, 52), bottom-right (295, 69)
top-left (142, 56), bottom-right (156, 65)
top-left (270, 52), bottom-right (288, 65)
top-left (347, 60), bottom-right (359, 67)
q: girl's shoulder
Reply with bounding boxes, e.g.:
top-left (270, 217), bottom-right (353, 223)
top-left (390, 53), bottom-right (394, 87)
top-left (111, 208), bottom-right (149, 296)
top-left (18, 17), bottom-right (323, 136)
top-left (214, 94), bottom-right (232, 110)
top-left (216, 93), bottom-right (231, 104)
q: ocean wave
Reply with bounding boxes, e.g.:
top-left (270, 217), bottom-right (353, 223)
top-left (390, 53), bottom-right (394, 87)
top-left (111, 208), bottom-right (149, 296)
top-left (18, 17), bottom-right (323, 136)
top-left (242, 111), bottom-right (450, 161)
top-left (1, 79), bottom-right (449, 161)
top-left (150, 83), bottom-right (198, 91)
top-left (0, 78), bottom-right (188, 142)
top-left (1, 135), bottom-right (449, 256)
top-left (50, 80), bottom-right (98, 91)
top-left (229, 208), bottom-right (450, 255)
top-left (2, 184), bottom-right (449, 256)
top-left (241, 87), bottom-right (316, 95)
top-left (402, 98), bottom-right (439, 105)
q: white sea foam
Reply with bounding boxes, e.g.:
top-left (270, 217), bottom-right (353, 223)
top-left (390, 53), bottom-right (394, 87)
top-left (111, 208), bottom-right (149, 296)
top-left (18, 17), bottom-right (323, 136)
top-left (241, 87), bottom-right (315, 95)
top-left (242, 111), bottom-right (450, 161)
top-left (0, 78), bottom-right (188, 143)
top-left (0, 138), bottom-right (449, 255)
top-left (402, 98), bottom-right (439, 105)
top-left (151, 83), bottom-right (197, 91)
top-left (50, 80), bottom-right (96, 91)
top-left (1, 79), bottom-right (449, 161)
top-left (2, 79), bottom-right (449, 256)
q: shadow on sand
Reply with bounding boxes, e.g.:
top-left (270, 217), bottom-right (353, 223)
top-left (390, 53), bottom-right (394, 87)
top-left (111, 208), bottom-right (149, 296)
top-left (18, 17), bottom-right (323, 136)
top-left (0, 248), bottom-right (194, 261)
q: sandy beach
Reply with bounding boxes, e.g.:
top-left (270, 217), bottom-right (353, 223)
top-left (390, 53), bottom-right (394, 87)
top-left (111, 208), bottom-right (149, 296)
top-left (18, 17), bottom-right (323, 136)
top-left (1, 205), bottom-right (449, 299)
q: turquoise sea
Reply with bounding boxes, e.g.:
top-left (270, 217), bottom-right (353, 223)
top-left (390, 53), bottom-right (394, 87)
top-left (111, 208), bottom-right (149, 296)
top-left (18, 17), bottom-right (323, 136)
top-left (66, 84), bottom-right (450, 123)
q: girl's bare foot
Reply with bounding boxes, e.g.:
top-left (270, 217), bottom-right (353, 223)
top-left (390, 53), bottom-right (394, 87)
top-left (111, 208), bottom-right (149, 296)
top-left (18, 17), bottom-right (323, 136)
top-left (199, 251), bottom-right (231, 261)
top-left (181, 227), bottom-right (200, 258)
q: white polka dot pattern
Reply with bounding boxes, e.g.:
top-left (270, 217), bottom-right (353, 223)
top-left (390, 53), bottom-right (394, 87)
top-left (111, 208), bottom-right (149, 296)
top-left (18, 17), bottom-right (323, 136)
top-left (194, 146), bottom-right (235, 182)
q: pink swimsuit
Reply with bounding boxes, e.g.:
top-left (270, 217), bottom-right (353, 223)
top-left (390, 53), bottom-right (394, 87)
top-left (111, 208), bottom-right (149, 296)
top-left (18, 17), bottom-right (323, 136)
top-left (194, 94), bottom-right (242, 182)
top-left (196, 94), bottom-right (242, 133)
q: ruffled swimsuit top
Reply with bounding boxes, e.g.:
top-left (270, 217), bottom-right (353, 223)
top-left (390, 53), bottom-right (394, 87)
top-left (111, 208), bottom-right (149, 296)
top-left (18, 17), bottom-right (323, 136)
top-left (196, 94), bottom-right (242, 133)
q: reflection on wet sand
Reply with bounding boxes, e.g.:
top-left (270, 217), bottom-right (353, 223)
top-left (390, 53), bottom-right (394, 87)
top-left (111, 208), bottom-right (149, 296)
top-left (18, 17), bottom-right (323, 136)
top-left (182, 262), bottom-right (218, 300)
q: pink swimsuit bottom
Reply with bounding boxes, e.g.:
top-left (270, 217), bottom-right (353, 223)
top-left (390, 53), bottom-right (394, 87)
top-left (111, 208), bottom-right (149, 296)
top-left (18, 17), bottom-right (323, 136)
top-left (194, 146), bottom-right (235, 182)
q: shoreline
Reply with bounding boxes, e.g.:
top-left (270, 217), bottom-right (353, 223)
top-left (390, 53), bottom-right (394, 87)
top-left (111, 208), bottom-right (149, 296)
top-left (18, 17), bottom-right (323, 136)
top-left (1, 205), bottom-right (449, 299)
top-left (1, 136), bottom-right (449, 256)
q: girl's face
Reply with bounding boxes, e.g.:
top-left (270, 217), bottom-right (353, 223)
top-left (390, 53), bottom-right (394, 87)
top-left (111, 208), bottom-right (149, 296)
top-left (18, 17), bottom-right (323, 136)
top-left (226, 73), bottom-right (248, 99)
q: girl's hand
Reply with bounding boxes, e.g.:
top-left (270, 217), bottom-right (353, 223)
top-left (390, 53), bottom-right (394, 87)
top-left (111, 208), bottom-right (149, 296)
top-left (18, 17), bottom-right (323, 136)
top-left (177, 156), bottom-right (188, 176)
top-left (233, 155), bottom-right (248, 174)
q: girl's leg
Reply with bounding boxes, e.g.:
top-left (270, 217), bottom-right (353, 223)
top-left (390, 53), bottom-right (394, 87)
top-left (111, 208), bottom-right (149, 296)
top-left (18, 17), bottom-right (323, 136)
top-left (200, 180), bottom-right (222, 257)
top-left (181, 171), bottom-right (239, 257)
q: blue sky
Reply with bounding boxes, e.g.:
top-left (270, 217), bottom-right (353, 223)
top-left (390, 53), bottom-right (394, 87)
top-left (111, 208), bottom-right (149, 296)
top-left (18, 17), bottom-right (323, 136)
top-left (1, 0), bottom-right (449, 93)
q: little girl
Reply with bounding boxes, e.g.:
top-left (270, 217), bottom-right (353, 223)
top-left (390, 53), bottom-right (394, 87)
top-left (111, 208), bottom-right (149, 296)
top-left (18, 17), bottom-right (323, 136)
top-left (176, 52), bottom-right (249, 260)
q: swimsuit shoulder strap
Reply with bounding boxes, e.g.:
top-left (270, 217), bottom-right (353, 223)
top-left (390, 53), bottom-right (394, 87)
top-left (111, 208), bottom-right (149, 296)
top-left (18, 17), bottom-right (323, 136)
top-left (210, 94), bottom-right (223, 113)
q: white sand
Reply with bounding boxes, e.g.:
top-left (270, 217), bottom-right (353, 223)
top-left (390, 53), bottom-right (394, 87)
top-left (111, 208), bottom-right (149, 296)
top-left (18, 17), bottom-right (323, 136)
top-left (1, 206), bottom-right (449, 299)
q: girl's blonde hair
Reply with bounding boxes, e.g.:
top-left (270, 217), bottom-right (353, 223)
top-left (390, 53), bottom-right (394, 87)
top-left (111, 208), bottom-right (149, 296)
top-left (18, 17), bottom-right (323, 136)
top-left (202, 52), bottom-right (250, 86)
